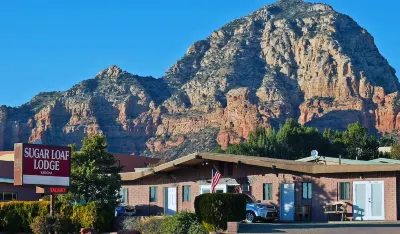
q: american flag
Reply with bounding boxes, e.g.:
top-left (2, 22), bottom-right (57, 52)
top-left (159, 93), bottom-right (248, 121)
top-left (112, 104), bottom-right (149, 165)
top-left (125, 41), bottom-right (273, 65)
top-left (211, 167), bottom-right (222, 193)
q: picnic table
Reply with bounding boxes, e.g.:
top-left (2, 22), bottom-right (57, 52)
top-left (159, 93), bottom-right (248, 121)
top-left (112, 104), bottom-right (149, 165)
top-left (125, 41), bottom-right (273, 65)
top-left (323, 201), bottom-right (348, 221)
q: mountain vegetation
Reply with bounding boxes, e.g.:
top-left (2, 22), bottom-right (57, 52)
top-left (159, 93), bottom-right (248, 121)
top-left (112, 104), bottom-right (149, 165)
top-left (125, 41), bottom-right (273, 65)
top-left (215, 119), bottom-right (380, 160)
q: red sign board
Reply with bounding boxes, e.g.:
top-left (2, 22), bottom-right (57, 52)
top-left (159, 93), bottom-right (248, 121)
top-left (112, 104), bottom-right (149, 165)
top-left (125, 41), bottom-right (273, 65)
top-left (14, 143), bottom-right (71, 187)
top-left (50, 187), bottom-right (68, 194)
top-left (36, 186), bottom-right (69, 194)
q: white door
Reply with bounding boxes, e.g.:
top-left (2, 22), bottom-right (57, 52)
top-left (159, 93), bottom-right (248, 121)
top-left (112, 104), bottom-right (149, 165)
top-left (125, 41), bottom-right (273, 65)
top-left (353, 181), bottom-right (385, 221)
top-left (166, 187), bottom-right (177, 215)
top-left (280, 183), bottom-right (295, 221)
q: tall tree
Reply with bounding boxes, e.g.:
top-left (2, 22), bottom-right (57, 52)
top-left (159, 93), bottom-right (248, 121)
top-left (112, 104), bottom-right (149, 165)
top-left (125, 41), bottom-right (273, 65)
top-left (338, 122), bottom-right (379, 160)
top-left (69, 134), bottom-right (123, 206)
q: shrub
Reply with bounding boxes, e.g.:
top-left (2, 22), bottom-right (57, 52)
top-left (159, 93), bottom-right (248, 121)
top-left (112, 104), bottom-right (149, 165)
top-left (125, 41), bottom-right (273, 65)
top-left (71, 202), bottom-right (114, 232)
top-left (0, 201), bottom-right (113, 233)
top-left (390, 144), bottom-right (400, 159)
top-left (30, 214), bottom-right (74, 234)
top-left (0, 201), bottom-right (49, 233)
top-left (194, 193), bottom-right (246, 232)
top-left (128, 216), bottom-right (164, 234)
top-left (162, 212), bottom-right (207, 234)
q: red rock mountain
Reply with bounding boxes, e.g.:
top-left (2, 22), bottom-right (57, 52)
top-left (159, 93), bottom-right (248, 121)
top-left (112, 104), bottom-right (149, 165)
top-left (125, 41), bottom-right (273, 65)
top-left (1, 0), bottom-right (399, 159)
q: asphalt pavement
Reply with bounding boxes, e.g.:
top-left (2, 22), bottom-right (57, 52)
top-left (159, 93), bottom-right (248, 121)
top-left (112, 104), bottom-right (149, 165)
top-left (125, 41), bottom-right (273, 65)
top-left (239, 222), bottom-right (400, 234)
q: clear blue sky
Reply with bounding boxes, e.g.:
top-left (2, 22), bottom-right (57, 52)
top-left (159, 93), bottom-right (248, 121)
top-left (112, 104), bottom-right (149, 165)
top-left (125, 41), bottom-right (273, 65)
top-left (0, 0), bottom-right (399, 107)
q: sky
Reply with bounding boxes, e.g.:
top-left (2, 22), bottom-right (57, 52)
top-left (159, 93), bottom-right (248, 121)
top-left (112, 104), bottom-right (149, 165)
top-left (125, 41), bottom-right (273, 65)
top-left (0, 0), bottom-right (399, 107)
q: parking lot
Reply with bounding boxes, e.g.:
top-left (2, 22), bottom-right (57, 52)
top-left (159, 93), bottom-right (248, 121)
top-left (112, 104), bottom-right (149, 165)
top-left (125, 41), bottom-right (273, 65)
top-left (239, 222), bottom-right (400, 234)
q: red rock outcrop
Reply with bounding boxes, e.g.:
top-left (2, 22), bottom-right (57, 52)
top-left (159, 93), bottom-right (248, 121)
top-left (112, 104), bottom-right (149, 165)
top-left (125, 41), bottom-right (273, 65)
top-left (0, 0), bottom-right (399, 159)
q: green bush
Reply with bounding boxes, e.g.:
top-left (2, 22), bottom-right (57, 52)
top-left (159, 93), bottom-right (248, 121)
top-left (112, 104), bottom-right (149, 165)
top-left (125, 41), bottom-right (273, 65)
top-left (162, 212), bottom-right (207, 234)
top-left (30, 214), bottom-right (74, 234)
top-left (126, 216), bottom-right (164, 234)
top-left (71, 202), bottom-right (114, 232)
top-left (0, 201), bottom-right (49, 233)
top-left (194, 193), bottom-right (246, 232)
top-left (0, 201), bottom-right (114, 233)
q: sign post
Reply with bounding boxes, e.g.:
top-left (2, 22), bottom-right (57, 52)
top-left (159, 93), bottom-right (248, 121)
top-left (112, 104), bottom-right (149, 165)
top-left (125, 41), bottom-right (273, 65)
top-left (50, 194), bottom-right (55, 216)
top-left (14, 143), bottom-right (71, 216)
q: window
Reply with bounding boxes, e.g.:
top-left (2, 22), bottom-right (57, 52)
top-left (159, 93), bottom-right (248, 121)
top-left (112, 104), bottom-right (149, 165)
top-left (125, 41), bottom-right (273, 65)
top-left (263, 183), bottom-right (272, 200)
top-left (182, 185), bottom-right (191, 202)
top-left (242, 185), bottom-right (250, 192)
top-left (200, 185), bottom-right (226, 194)
top-left (339, 182), bottom-right (350, 200)
top-left (149, 186), bottom-right (158, 202)
top-left (0, 192), bottom-right (17, 201)
top-left (119, 188), bottom-right (128, 204)
top-left (227, 163), bottom-right (233, 176)
top-left (218, 162), bottom-right (225, 176)
top-left (302, 182), bottom-right (312, 200)
top-left (202, 189), bottom-right (210, 194)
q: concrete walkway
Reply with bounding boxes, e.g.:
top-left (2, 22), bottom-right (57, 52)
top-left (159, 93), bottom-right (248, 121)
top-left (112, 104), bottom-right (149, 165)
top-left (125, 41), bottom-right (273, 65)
top-left (239, 222), bottom-right (400, 234)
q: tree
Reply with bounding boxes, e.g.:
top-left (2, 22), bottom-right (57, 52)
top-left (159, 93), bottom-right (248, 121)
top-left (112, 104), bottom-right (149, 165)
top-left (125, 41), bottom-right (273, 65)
top-left (379, 130), bottom-right (399, 146)
top-left (339, 122), bottom-right (379, 160)
top-left (216, 119), bottom-right (380, 161)
top-left (69, 134), bottom-right (123, 206)
top-left (390, 145), bottom-right (400, 159)
top-left (218, 119), bottom-right (334, 160)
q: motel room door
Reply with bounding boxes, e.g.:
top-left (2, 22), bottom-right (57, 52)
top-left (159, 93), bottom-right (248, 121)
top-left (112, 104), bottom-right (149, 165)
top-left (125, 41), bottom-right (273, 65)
top-left (280, 183), bottom-right (295, 221)
top-left (353, 181), bottom-right (385, 221)
top-left (164, 187), bottom-right (177, 216)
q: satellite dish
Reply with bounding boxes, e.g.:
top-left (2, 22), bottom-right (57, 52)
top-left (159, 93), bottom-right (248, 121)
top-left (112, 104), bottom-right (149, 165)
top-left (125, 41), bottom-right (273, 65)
top-left (311, 150), bottom-right (319, 158)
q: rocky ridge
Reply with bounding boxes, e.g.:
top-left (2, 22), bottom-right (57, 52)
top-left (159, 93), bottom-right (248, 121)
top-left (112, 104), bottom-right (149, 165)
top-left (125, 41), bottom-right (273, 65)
top-left (1, 0), bottom-right (399, 159)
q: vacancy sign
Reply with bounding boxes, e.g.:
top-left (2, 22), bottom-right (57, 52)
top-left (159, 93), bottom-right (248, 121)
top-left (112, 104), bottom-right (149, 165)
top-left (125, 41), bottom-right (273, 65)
top-left (14, 143), bottom-right (71, 186)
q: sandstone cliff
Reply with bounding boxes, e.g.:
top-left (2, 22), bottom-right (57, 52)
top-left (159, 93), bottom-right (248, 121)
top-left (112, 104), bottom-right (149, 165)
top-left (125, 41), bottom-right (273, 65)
top-left (1, 0), bottom-right (399, 159)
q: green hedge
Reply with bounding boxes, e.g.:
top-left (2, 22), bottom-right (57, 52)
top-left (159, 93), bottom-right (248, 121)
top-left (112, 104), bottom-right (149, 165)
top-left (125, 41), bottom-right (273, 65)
top-left (0, 201), bottom-right (114, 233)
top-left (0, 201), bottom-right (49, 233)
top-left (194, 193), bottom-right (246, 231)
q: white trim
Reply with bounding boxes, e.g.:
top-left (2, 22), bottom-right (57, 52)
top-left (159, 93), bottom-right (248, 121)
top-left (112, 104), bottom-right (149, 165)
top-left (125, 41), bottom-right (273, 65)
top-left (353, 181), bottom-right (385, 221)
top-left (200, 184), bottom-right (227, 194)
top-left (23, 175), bottom-right (69, 186)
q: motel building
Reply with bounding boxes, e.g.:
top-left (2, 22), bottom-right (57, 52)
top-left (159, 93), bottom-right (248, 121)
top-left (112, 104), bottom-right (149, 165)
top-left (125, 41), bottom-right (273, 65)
top-left (0, 150), bottom-right (159, 202)
top-left (120, 153), bottom-right (400, 222)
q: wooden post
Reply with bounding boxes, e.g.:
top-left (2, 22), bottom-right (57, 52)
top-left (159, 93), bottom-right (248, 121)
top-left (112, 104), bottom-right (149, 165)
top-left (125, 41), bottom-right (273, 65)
top-left (50, 193), bottom-right (54, 216)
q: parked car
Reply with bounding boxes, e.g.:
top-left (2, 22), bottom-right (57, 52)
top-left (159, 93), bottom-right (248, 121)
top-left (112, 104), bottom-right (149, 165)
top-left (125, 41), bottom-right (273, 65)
top-left (115, 204), bottom-right (136, 216)
top-left (243, 194), bottom-right (278, 222)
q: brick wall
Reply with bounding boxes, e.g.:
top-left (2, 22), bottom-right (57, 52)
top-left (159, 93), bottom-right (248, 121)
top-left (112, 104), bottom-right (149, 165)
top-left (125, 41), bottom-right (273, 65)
top-left (123, 162), bottom-right (398, 221)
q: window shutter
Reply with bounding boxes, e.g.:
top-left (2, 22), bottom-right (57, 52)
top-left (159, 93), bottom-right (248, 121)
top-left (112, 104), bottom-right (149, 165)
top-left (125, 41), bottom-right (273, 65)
top-left (155, 187), bottom-right (158, 202)
top-left (308, 183), bottom-right (312, 199)
top-left (188, 186), bottom-right (191, 201)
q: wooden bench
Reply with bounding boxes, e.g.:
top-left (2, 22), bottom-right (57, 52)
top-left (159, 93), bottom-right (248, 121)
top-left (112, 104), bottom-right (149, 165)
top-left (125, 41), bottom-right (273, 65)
top-left (323, 201), bottom-right (348, 221)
